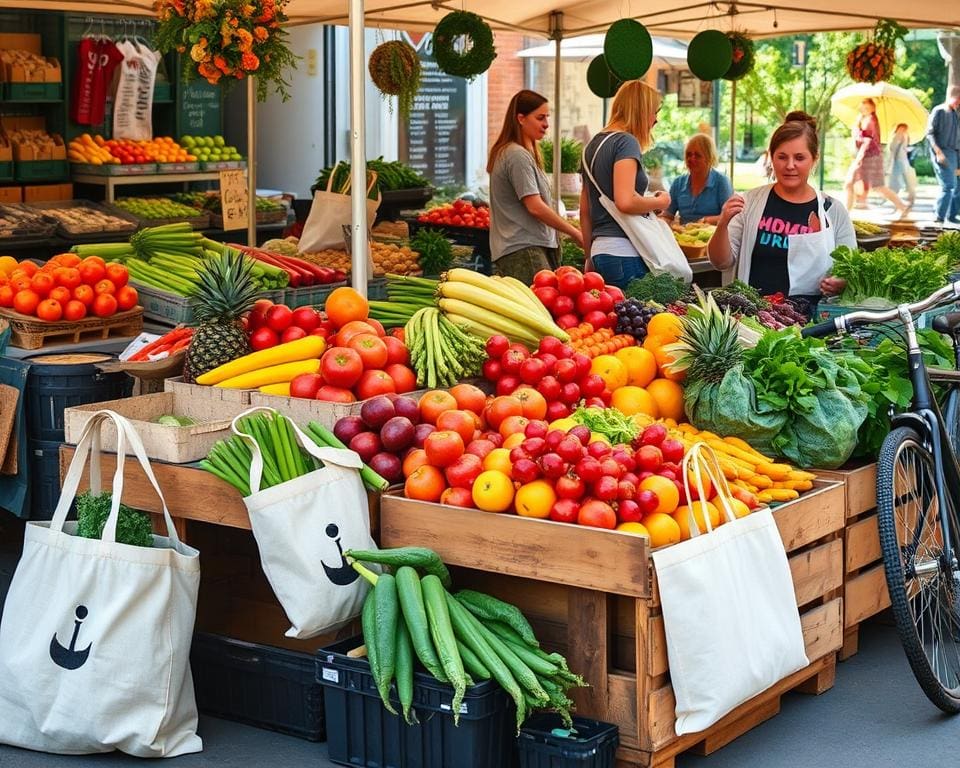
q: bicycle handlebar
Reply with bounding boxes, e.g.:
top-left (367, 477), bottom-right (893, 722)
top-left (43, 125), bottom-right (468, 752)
top-left (802, 282), bottom-right (960, 337)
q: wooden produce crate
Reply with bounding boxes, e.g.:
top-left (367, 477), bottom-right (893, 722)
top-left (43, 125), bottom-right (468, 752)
top-left (164, 376), bottom-right (253, 407)
top-left (0, 306), bottom-right (143, 350)
top-left (248, 389), bottom-right (428, 431)
top-left (380, 481), bottom-right (845, 768)
top-left (63, 391), bottom-right (247, 464)
top-left (819, 462), bottom-right (887, 660)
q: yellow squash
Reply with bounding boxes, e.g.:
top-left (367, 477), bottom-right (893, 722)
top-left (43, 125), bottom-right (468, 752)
top-left (196, 336), bottom-right (326, 386)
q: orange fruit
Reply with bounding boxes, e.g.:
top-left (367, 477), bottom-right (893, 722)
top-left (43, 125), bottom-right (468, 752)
top-left (502, 432), bottom-right (525, 450)
top-left (611, 386), bottom-right (659, 418)
top-left (639, 475), bottom-right (680, 515)
top-left (646, 379), bottom-right (685, 421)
top-left (590, 354), bottom-right (628, 391)
top-left (482, 448), bottom-right (513, 476)
top-left (405, 465), bottom-right (446, 502)
top-left (12, 289), bottom-right (40, 316)
top-left (499, 414), bottom-right (530, 439)
top-left (0, 255), bottom-right (17, 275)
top-left (641, 513), bottom-right (682, 548)
top-left (646, 312), bottom-right (684, 344)
top-left (616, 521), bottom-right (650, 537)
top-left (654, 344), bottom-right (686, 383)
top-left (673, 501), bottom-right (721, 540)
top-left (472, 470), bottom-right (515, 512)
top-left (402, 448), bottom-right (430, 477)
top-left (615, 346), bottom-right (658, 387)
top-left (325, 286), bottom-right (369, 327)
top-left (720, 497), bottom-right (752, 519)
top-left (514, 480), bottom-right (557, 519)
top-left (642, 333), bottom-right (664, 353)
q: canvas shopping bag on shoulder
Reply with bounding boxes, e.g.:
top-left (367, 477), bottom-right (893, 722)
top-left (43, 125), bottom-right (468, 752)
top-left (299, 164), bottom-right (381, 256)
top-left (651, 443), bottom-right (808, 735)
top-left (233, 408), bottom-right (376, 639)
top-left (0, 410), bottom-right (201, 757)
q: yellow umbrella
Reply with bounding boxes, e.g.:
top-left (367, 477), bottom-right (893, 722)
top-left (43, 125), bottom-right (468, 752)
top-left (831, 82), bottom-right (929, 144)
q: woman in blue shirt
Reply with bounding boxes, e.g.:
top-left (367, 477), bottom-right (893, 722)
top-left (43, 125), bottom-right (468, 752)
top-left (663, 134), bottom-right (733, 225)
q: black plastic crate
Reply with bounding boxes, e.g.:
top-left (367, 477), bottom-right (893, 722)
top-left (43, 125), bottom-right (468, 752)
top-left (317, 637), bottom-right (514, 768)
top-left (406, 217), bottom-right (491, 256)
top-left (517, 714), bottom-right (619, 768)
top-left (191, 633), bottom-right (325, 741)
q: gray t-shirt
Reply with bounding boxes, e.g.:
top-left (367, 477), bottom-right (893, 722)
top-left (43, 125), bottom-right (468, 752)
top-left (489, 143), bottom-right (557, 260)
top-left (582, 132), bottom-right (647, 239)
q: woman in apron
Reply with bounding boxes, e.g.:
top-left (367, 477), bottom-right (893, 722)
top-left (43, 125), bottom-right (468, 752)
top-left (707, 111), bottom-right (857, 311)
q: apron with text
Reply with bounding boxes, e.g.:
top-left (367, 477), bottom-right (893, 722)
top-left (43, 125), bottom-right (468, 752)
top-left (786, 192), bottom-right (834, 296)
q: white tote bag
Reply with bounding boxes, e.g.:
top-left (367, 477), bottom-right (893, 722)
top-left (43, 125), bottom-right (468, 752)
top-left (112, 40), bottom-right (159, 142)
top-left (299, 164), bottom-right (381, 254)
top-left (0, 410), bottom-right (201, 757)
top-left (583, 134), bottom-right (693, 282)
top-left (651, 443), bottom-right (808, 735)
top-left (234, 408), bottom-right (376, 639)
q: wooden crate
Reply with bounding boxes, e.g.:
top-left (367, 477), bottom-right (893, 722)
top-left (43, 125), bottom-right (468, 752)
top-left (380, 481), bottom-right (845, 768)
top-left (0, 306), bottom-right (143, 350)
top-left (820, 462), bottom-right (888, 660)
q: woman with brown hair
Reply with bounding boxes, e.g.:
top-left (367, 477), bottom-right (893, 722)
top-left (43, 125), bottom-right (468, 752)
top-left (578, 80), bottom-right (669, 289)
top-left (843, 98), bottom-right (909, 216)
top-left (708, 111), bottom-right (856, 305)
top-left (487, 90), bottom-right (583, 283)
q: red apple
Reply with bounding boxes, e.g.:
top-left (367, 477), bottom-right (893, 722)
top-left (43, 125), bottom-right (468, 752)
top-left (641, 424), bottom-right (668, 446)
top-left (635, 445), bottom-right (663, 473)
top-left (512, 458), bottom-right (541, 484)
top-left (549, 498), bottom-right (580, 524)
top-left (445, 453), bottom-right (483, 489)
top-left (465, 439), bottom-right (496, 460)
top-left (441, 487), bottom-right (475, 508)
top-left (593, 475), bottom-right (619, 502)
top-left (617, 498), bottom-right (642, 523)
top-left (556, 474), bottom-right (586, 500)
top-left (636, 489), bottom-right (660, 515)
top-left (660, 438), bottom-right (685, 464)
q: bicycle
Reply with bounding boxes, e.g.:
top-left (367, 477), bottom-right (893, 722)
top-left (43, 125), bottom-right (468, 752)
top-left (804, 283), bottom-right (960, 712)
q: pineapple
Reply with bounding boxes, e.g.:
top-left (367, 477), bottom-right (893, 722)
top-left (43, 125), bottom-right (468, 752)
top-left (182, 250), bottom-right (259, 383)
top-left (663, 290), bottom-right (743, 384)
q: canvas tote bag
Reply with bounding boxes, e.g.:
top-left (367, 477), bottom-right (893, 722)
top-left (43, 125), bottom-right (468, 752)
top-left (651, 443), bottom-right (808, 735)
top-left (583, 134), bottom-right (693, 282)
top-left (0, 410), bottom-right (201, 757)
top-left (233, 408), bottom-right (376, 639)
top-left (299, 164), bottom-right (381, 255)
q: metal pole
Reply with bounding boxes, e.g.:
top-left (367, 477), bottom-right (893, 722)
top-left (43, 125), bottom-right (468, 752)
top-left (729, 79), bottom-right (736, 185)
top-left (247, 77), bottom-right (256, 248)
top-left (348, 0), bottom-right (368, 297)
top-left (550, 12), bottom-right (563, 213)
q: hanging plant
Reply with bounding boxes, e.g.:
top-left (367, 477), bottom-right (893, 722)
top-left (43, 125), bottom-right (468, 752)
top-left (686, 30), bottom-right (733, 81)
top-left (432, 11), bottom-right (497, 80)
top-left (603, 19), bottom-right (653, 81)
top-left (723, 32), bottom-right (754, 81)
top-left (586, 54), bottom-right (624, 98)
top-left (845, 19), bottom-right (906, 83)
top-left (369, 41), bottom-right (422, 119)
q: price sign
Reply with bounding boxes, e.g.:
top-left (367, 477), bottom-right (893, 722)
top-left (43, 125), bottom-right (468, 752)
top-left (219, 169), bottom-right (248, 232)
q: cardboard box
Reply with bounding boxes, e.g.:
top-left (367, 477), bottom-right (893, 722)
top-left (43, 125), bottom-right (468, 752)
top-left (23, 183), bottom-right (72, 203)
top-left (63, 391), bottom-right (248, 464)
top-left (0, 186), bottom-right (22, 204)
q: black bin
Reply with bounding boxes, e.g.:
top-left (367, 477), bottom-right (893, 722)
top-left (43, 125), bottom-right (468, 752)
top-left (191, 633), bottom-right (325, 741)
top-left (317, 637), bottom-right (515, 768)
top-left (29, 439), bottom-right (72, 521)
top-left (25, 353), bottom-right (132, 442)
top-left (517, 714), bottom-right (620, 768)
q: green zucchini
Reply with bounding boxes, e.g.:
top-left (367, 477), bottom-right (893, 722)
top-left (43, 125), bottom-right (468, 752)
top-left (421, 575), bottom-right (467, 724)
top-left (347, 547), bottom-right (452, 588)
top-left (361, 590), bottom-right (395, 713)
top-left (374, 573), bottom-right (399, 715)
top-left (395, 618), bottom-right (417, 724)
top-left (455, 589), bottom-right (539, 647)
top-left (395, 567), bottom-right (448, 683)
top-left (457, 640), bottom-right (491, 681)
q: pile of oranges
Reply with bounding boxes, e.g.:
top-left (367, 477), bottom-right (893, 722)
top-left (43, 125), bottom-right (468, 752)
top-left (567, 324), bottom-right (635, 357)
top-left (67, 134), bottom-right (197, 166)
top-left (0, 254), bottom-right (138, 322)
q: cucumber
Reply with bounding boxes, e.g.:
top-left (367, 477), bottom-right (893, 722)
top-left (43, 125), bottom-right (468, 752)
top-left (421, 575), bottom-right (467, 724)
top-left (373, 574), bottom-right (399, 715)
top-left (456, 589), bottom-right (539, 647)
top-left (395, 567), bottom-right (447, 682)
top-left (395, 619), bottom-right (417, 724)
top-left (361, 590), bottom-right (396, 713)
top-left (457, 640), bottom-right (491, 681)
top-left (347, 547), bottom-right (452, 588)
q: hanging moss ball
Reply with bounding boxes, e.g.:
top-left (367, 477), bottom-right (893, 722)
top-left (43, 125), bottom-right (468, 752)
top-left (587, 55), bottom-right (624, 98)
top-left (723, 32), bottom-right (755, 81)
top-left (432, 11), bottom-right (497, 80)
top-left (603, 19), bottom-right (653, 80)
top-left (687, 30), bottom-right (733, 81)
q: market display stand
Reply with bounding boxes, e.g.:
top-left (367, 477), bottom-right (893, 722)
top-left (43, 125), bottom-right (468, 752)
top-left (380, 481), bottom-right (845, 768)
top-left (72, 172), bottom-right (236, 203)
top-left (819, 463), bottom-right (888, 660)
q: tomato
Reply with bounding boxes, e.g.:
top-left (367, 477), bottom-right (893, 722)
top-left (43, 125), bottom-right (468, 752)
top-left (355, 369), bottom-right (396, 400)
top-left (335, 320), bottom-right (379, 347)
top-left (405, 465), bottom-right (446, 502)
top-left (265, 304), bottom-right (293, 332)
top-left (54, 267), bottom-right (81, 289)
top-left (14, 261), bottom-right (37, 277)
top-left (105, 263), bottom-right (128, 288)
top-left (10, 275), bottom-right (31, 293)
top-left (35, 298), bottom-right (62, 322)
top-left (424, 430), bottom-right (465, 468)
top-left (449, 383), bottom-right (486, 415)
top-left (402, 448), bottom-right (430, 478)
top-left (365, 317), bottom-right (386, 336)
top-left (440, 487), bottom-right (475, 508)
top-left (315, 385), bottom-right (356, 403)
top-left (78, 259), bottom-right (106, 285)
top-left (384, 363), bottom-right (417, 393)
top-left (249, 326), bottom-right (279, 350)
top-left (576, 289), bottom-right (606, 315)
top-left (436, 410), bottom-right (477, 446)
top-left (30, 272), bottom-right (54, 297)
top-left (290, 372), bottom-right (323, 399)
top-left (94, 279), bottom-right (116, 295)
top-left (12, 289), bottom-right (40, 316)
top-left (115, 285), bottom-right (138, 311)
top-left (483, 395), bottom-right (523, 431)
top-left (582, 272), bottom-right (606, 291)
top-left (320, 346), bottom-right (364, 389)
top-left (557, 271), bottom-right (585, 297)
top-left (92, 293), bottom-right (118, 318)
top-left (248, 299), bottom-right (273, 329)
top-left (0, 284), bottom-right (13, 308)
top-left (72, 284), bottom-right (95, 307)
top-left (418, 390), bottom-right (458, 425)
top-left (63, 299), bottom-right (87, 321)
top-left (49, 286), bottom-right (72, 305)
top-left (513, 387), bottom-right (547, 420)
top-left (281, 326), bottom-right (307, 343)
top-left (347, 333), bottom-right (388, 369)
top-left (290, 306), bottom-right (320, 332)
top-left (578, 500), bottom-right (617, 529)
top-left (382, 335), bottom-right (409, 366)
top-left (472, 470), bottom-right (514, 512)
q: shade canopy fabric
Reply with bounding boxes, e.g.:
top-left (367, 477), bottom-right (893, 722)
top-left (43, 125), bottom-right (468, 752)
top-left (831, 81), bottom-right (930, 144)
top-left (2, 0), bottom-right (957, 39)
top-left (517, 34), bottom-right (688, 68)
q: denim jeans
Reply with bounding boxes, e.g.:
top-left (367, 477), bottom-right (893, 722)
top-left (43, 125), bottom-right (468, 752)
top-left (932, 148), bottom-right (959, 221)
top-left (592, 254), bottom-right (648, 290)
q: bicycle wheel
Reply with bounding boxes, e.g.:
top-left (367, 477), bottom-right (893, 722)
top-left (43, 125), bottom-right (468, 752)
top-left (877, 426), bottom-right (960, 712)
top-left (945, 389), bottom-right (960, 460)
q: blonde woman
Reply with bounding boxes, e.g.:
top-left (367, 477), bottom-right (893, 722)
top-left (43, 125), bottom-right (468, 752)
top-left (663, 133), bottom-right (732, 225)
top-left (578, 80), bottom-right (667, 288)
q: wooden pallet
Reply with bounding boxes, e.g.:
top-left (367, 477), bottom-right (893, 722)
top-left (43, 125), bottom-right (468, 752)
top-left (820, 463), bottom-right (889, 660)
top-left (380, 481), bottom-right (845, 768)
top-left (0, 306), bottom-right (144, 350)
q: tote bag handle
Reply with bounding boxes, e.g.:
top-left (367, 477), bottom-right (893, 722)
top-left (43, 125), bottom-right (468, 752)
top-left (680, 442), bottom-right (740, 537)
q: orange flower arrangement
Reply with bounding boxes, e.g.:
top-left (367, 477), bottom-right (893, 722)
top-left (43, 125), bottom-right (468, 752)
top-left (155, 0), bottom-right (297, 100)
top-left (845, 19), bottom-right (906, 84)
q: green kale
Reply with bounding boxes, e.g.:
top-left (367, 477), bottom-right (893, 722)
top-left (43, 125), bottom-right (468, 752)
top-left (625, 272), bottom-right (687, 305)
top-left (75, 491), bottom-right (154, 548)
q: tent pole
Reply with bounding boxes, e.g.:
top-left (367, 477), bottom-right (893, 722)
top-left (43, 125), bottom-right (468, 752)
top-left (349, 0), bottom-right (369, 297)
top-left (247, 77), bottom-right (256, 248)
top-left (729, 79), bottom-right (736, 185)
top-left (550, 12), bottom-right (563, 213)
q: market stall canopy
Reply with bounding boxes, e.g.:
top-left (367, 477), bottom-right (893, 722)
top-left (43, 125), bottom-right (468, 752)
top-left (831, 82), bottom-right (930, 144)
top-left (517, 34), bottom-right (688, 68)
top-left (1, 0), bottom-right (956, 38)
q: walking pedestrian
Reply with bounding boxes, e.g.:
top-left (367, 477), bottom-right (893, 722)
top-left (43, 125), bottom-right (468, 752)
top-left (888, 123), bottom-right (917, 211)
top-left (926, 85), bottom-right (960, 225)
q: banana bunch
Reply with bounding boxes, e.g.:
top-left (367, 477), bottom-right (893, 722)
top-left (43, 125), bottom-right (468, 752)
top-left (437, 268), bottom-right (569, 346)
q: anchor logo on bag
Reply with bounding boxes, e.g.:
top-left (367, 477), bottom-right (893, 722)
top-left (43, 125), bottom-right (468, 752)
top-left (321, 524), bottom-right (361, 586)
top-left (49, 606), bottom-right (93, 670)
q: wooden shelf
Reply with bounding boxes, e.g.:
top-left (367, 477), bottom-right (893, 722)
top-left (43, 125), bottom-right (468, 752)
top-left (73, 171), bottom-right (241, 202)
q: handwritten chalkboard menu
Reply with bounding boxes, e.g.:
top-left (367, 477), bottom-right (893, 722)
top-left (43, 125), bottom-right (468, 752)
top-left (176, 79), bottom-right (222, 138)
top-left (399, 37), bottom-right (466, 187)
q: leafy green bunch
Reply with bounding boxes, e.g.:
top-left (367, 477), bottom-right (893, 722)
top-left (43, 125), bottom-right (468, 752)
top-left (539, 138), bottom-right (584, 174)
top-left (76, 491), bottom-right (153, 548)
top-left (830, 245), bottom-right (952, 305)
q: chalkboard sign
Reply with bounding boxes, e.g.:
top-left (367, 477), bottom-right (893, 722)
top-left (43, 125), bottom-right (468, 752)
top-left (176, 79), bottom-right (222, 138)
